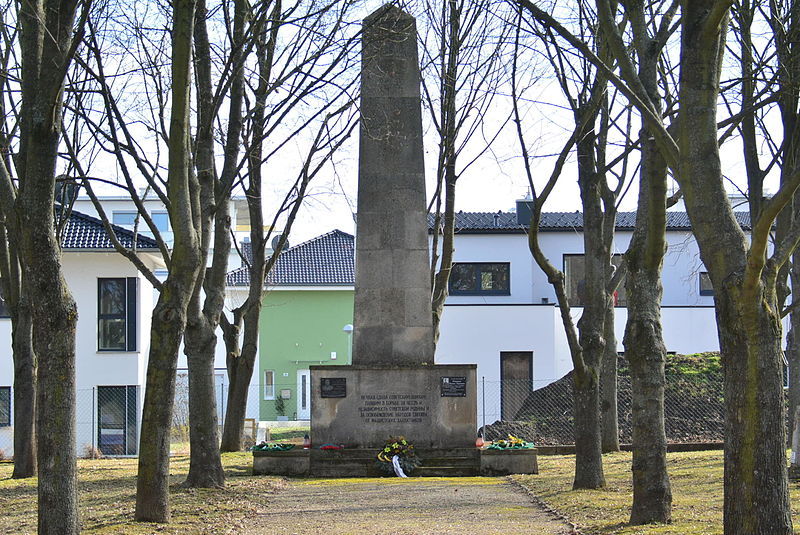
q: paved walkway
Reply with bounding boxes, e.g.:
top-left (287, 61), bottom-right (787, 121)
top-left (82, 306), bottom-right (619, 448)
top-left (251, 476), bottom-right (575, 535)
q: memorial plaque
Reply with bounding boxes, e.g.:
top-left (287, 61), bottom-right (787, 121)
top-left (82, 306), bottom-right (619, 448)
top-left (320, 377), bottom-right (347, 398)
top-left (440, 376), bottom-right (467, 397)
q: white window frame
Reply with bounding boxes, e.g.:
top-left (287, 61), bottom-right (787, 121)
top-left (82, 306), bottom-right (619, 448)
top-left (263, 370), bottom-right (275, 400)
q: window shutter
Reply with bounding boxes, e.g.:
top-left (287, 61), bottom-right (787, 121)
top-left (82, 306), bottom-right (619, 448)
top-left (126, 277), bottom-right (138, 351)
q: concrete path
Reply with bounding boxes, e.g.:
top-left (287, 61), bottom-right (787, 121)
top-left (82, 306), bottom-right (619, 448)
top-left (251, 476), bottom-right (575, 535)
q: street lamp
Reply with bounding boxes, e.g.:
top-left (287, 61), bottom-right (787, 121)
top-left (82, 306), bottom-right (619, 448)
top-left (342, 324), bottom-right (353, 365)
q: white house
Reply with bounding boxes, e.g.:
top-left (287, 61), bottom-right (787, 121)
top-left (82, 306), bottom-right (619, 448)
top-left (241, 198), bottom-right (757, 427)
top-left (433, 199), bottom-right (741, 426)
top-left (0, 209), bottom-right (163, 457)
top-left (69, 194), bottom-right (261, 427)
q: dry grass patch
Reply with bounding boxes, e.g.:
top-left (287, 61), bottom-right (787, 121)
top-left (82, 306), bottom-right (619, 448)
top-left (513, 450), bottom-right (800, 535)
top-left (0, 452), bottom-right (287, 534)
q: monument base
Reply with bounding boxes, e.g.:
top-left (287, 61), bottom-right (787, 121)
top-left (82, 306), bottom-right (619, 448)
top-left (310, 364), bottom-right (477, 449)
top-left (252, 448), bottom-right (539, 477)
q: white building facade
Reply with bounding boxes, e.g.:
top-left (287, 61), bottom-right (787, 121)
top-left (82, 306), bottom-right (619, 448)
top-left (0, 210), bottom-right (162, 457)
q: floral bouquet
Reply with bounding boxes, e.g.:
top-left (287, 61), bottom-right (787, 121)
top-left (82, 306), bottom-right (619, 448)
top-left (251, 441), bottom-right (295, 452)
top-left (487, 434), bottom-right (535, 450)
top-left (375, 436), bottom-right (421, 476)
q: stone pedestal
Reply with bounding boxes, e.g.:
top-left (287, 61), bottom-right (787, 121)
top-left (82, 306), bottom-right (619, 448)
top-left (480, 448), bottom-right (539, 475)
top-left (311, 365), bottom-right (476, 449)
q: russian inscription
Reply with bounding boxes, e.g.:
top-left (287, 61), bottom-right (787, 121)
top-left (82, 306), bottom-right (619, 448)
top-left (358, 393), bottom-right (430, 423)
top-left (320, 377), bottom-right (347, 398)
top-left (440, 376), bottom-right (467, 397)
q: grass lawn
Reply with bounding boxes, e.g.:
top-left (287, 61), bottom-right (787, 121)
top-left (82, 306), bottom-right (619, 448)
top-left (4, 449), bottom-right (800, 534)
top-left (0, 453), bottom-right (286, 534)
top-left (513, 450), bottom-right (800, 535)
top-left (268, 426), bottom-right (310, 443)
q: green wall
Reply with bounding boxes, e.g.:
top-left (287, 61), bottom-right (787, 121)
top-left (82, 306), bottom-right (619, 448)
top-left (258, 289), bottom-right (353, 420)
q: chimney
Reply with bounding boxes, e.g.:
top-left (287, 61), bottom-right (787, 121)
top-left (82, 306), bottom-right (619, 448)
top-left (516, 198), bottom-right (533, 225)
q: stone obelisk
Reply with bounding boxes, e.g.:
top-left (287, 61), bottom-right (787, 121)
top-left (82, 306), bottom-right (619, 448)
top-left (310, 5), bottom-right (475, 456)
top-left (353, 5), bottom-right (433, 367)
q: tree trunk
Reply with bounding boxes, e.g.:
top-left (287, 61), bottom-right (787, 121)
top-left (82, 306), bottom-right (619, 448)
top-left (572, 365), bottom-right (605, 488)
top-left (17, 147), bottom-right (79, 533)
top-left (135, 0), bottom-right (199, 522)
top-left (183, 319), bottom-right (224, 487)
top-left (11, 299), bottom-right (36, 479)
top-left (220, 305), bottom-right (259, 452)
top-left (572, 110), bottom-right (608, 490)
top-left (623, 7), bottom-right (671, 522)
top-left (677, 5), bottom-right (792, 532)
top-left (600, 304), bottom-right (619, 453)
top-left (718, 290), bottom-right (792, 534)
top-left (28, 261), bottom-right (78, 535)
top-left (135, 281), bottom-right (196, 521)
top-left (625, 262), bottom-right (671, 523)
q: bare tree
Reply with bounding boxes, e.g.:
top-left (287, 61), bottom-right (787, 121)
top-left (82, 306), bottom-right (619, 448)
top-left (596, 0), bottom-right (679, 522)
top-left (510, 0), bottom-right (633, 489)
top-left (0, 0), bottom-right (89, 531)
top-left (0, 5), bottom-right (36, 480)
top-left (517, 0), bottom-right (797, 530)
top-left (133, 0), bottom-right (203, 521)
top-left (419, 0), bottom-right (512, 347)
top-left (219, 0), bottom-right (361, 452)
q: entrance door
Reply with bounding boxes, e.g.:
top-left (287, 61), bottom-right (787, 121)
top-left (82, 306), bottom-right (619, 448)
top-left (500, 352), bottom-right (533, 421)
top-left (297, 370), bottom-right (311, 420)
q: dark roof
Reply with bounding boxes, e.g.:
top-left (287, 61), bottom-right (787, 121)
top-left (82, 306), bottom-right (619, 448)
top-left (60, 209), bottom-right (160, 250)
top-left (227, 210), bottom-right (754, 287)
top-left (227, 229), bottom-right (354, 287)
top-left (429, 211), bottom-right (752, 233)
top-left (239, 240), bottom-right (253, 265)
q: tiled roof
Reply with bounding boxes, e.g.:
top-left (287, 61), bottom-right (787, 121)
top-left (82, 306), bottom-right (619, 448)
top-left (60, 209), bottom-right (160, 250)
top-left (429, 211), bottom-right (752, 233)
top-left (227, 211), bottom-right (754, 287)
top-left (227, 230), bottom-right (354, 287)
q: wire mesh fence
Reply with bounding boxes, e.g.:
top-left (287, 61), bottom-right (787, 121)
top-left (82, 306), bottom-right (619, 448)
top-left (0, 367), bottom-right (738, 458)
top-left (478, 368), bottom-right (726, 445)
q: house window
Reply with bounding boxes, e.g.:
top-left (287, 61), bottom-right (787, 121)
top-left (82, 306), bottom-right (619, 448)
top-left (449, 263), bottom-right (510, 295)
top-left (699, 272), bottom-right (714, 296)
top-left (112, 211), bottom-right (138, 227)
top-left (0, 387), bottom-right (10, 426)
top-left (97, 385), bottom-right (138, 455)
top-left (151, 211), bottom-right (170, 232)
top-left (564, 254), bottom-right (627, 307)
top-left (264, 370), bottom-right (275, 400)
top-left (98, 278), bottom-right (138, 351)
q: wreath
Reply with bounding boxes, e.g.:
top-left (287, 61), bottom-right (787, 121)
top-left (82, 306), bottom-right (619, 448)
top-left (251, 442), bottom-right (295, 452)
top-left (375, 436), bottom-right (421, 476)
top-left (487, 434), bottom-right (535, 450)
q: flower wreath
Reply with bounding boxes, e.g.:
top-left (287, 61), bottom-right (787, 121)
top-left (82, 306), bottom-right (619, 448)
top-left (487, 434), bottom-right (535, 450)
top-left (375, 436), bottom-right (421, 476)
top-left (251, 441), bottom-right (295, 452)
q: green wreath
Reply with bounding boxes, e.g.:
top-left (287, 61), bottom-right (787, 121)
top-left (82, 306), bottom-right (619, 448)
top-left (375, 436), bottom-right (421, 475)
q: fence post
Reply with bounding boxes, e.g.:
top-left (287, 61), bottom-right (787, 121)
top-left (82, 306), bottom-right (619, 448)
top-left (481, 376), bottom-right (486, 433)
top-left (91, 386), bottom-right (96, 452)
top-left (220, 383), bottom-right (225, 420)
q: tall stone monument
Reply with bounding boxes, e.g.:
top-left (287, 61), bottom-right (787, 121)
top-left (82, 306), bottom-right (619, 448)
top-left (310, 4), bottom-right (476, 453)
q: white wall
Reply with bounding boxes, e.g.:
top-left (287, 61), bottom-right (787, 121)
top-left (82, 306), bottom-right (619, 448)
top-left (1, 252), bottom-right (159, 456)
top-left (439, 229), bottom-right (715, 307)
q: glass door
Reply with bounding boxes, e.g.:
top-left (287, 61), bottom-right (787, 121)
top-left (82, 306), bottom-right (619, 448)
top-left (297, 370), bottom-right (311, 420)
top-left (97, 386), bottom-right (138, 455)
